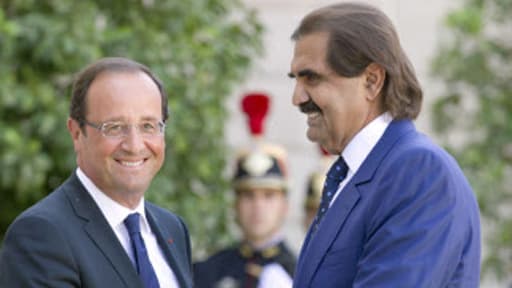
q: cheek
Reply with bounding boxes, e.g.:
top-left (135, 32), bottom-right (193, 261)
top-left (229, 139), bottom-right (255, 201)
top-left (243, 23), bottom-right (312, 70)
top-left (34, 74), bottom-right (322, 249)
top-left (327, 97), bottom-right (355, 128)
top-left (267, 200), bottom-right (286, 218)
top-left (98, 141), bottom-right (123, 159)
top-left (321, 108), bottom-right (343, 140)
top-left (236, 202), bottom-right (250, 218)
top-left (145, 138), bottom-right (166, 164)
top-left (81, 137), bottom-right (115, 159)
top-left (157, 140), bottom-right (166, 156)
top-left (78, 140), bottom-right (117, 178)
top-left (148, 137), bottom-right (165, 152)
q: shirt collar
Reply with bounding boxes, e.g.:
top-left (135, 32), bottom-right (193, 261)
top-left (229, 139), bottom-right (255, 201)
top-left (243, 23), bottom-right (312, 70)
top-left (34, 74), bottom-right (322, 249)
top-left (76, 167), bottom-right (150, 233)
top-left (342, 112), bottom-right (392, 174)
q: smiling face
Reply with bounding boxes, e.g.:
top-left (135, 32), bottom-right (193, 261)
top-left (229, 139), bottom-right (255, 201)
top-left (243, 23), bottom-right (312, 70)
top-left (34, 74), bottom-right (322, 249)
top-left (289, 32), bottom-right (383, 155)
top-left (67, 71), bottom-right (165, 208)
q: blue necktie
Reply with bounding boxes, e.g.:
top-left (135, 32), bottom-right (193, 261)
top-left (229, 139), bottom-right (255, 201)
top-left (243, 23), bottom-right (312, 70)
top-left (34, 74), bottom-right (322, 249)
top-left (312, 157), bottom-right (348, 232)
top-left (124, 213), bottom-right (160, 288)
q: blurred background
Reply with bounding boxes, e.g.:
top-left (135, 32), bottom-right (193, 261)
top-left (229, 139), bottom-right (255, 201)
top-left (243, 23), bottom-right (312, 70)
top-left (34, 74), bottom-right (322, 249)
top-left (1, 0), bottom-right (510, 286)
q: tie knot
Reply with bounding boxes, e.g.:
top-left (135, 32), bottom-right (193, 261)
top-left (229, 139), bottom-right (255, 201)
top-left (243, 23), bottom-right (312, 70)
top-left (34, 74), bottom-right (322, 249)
top-left (124, 213), bottom-right (141, 235)
top-left (327, 157), bottom-right (348, 180)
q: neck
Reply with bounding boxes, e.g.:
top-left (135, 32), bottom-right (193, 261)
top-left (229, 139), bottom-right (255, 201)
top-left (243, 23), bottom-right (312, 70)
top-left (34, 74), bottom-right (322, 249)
top-left (105, 191), bottom-right (144, 210)
top-left (246, 232), bottom-right (282, 250)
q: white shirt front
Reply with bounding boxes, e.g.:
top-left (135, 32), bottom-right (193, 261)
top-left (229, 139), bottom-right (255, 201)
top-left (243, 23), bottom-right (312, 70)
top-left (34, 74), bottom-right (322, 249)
top-left (76, 168), bottom-right (180, 287)
top-left (330, 112), bottom-right (393, 206)
top-left (258, 263), bottom-right (293, 288)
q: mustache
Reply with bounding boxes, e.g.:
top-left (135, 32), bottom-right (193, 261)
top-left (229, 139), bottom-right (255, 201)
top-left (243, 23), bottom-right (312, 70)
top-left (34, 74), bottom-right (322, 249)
top-left (299, 100), bottom-right (321, 114)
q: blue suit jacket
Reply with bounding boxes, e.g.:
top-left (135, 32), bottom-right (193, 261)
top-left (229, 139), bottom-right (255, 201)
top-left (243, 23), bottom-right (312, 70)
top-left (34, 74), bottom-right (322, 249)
top-left (294, 120), bottom-right (481, 287)
top-left (0, 172), bottom-right (193, 288)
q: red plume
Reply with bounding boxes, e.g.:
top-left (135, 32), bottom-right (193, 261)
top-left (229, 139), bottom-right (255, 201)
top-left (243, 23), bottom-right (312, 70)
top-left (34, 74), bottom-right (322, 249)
top-left (241, 93), bottom-right (270, 136)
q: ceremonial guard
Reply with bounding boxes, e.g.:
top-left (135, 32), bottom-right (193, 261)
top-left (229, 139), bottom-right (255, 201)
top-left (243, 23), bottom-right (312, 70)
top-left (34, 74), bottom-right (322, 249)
top-left (194, 93), bottom-right (296, 288)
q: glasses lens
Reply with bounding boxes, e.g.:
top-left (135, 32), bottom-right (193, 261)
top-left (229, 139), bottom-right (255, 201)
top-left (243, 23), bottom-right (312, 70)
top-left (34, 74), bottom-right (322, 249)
top-left (139, 121), bottom-right (159, 135)
top-left (102, 122), bottom-right (126, 137)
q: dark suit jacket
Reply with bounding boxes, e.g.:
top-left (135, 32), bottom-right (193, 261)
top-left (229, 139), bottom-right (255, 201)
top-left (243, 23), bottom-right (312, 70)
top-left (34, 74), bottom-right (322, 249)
top-left (294, 120), bottom-right (481, 288)
top-left (0, 172), bottom-right (193, 288)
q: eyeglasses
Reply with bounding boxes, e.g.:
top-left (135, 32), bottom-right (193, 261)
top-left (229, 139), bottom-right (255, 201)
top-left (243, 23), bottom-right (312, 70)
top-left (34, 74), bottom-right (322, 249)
top-left (83, 119), bottom-right (166, 138)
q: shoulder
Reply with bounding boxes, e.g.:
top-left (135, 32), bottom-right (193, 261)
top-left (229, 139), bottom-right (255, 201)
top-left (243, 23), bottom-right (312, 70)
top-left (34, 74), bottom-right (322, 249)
top-left (10, 178), bottom-right (75, 229)
top-left (194, 246), bottom-right (241, 274)
top-left (195, 246), bottom-right (240, 268)
top-left (0, 195), bottom-right (78, 284)
top-left (363, 120), bottom-right (478, 219)
top-left (145, 201), bottom-right (191, 246)
top-left (278, 242), bottom-right (295, 256)
top-left (145, 201), bottom-right (190, 234)
top-left (275, 242), bottom-right (297, 276)
top-left (193, 246), bottom-right (242, 286)
top-left (373, 120), bottom-right (464, 181)
top-left (370, 129), bottom-right (471, 204)
top-left (360, 120), bottom-right (463, 184)
top-left (2, 175), bottom-right (85, 253)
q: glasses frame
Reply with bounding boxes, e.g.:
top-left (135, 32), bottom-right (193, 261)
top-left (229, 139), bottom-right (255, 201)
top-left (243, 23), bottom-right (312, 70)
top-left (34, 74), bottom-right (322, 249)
top-left (83, 119), bottom-right (166, 138)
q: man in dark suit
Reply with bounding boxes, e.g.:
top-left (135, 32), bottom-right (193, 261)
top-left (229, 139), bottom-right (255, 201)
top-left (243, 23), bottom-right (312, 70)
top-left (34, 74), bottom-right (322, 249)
top-left (0, 57), bottom-right (193, 287)
top-left (288, 2), bottom-right (481, 287)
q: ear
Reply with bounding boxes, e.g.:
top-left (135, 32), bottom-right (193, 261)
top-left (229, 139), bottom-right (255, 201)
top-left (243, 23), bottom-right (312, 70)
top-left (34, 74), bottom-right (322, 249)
top-left (364, 63), bottom-right (386, 101)
top-left (67, 117), bottom-right (82, 152)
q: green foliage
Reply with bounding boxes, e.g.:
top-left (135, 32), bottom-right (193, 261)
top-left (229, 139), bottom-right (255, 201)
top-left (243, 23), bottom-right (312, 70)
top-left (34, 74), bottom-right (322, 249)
top-left (0, 0), bottom-right (263, 257)
top-left (431, 0), bottom-right (512, 280)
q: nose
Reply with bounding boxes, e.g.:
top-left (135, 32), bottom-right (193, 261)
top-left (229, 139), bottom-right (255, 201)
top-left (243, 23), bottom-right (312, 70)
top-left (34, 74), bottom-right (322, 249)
top-left (292, 82), bottom-right (309, 106)
top-left (252, 195), bottom-right (267, 211)
top-left (120, 127), bottom-right (146, 153)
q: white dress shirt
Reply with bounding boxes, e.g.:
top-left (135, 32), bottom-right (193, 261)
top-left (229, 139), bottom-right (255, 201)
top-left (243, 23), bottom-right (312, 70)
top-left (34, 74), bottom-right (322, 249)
top-left (76, 168), bottom-right (180, 287)
top-left (330, 112), bottom-right (393, 206)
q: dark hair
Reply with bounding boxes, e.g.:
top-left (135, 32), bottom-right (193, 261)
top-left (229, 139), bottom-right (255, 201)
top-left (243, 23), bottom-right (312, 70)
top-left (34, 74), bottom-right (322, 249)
top-left (291, 2), bottom-right (422, 119)
top-left (70, 57), bottom-right (169, 127)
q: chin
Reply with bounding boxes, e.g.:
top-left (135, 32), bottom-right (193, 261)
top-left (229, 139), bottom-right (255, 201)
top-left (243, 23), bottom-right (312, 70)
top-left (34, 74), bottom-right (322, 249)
top-left (306, 128), bottom-right (320, 143)
top-left (122, 183), bottom-right (150, 195)
top-left (306, 130), bottom-right (324, 147)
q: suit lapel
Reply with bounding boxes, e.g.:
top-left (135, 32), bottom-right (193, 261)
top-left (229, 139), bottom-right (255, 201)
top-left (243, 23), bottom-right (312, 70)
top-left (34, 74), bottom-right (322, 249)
top-left (295, 120), bottom-right (416, 287)
top-left (296, 183), bottom-right (361, 287)
top-left (146, 207), bottom-right (190, 288)
top-left (64, 174), bottom-right (142, 288)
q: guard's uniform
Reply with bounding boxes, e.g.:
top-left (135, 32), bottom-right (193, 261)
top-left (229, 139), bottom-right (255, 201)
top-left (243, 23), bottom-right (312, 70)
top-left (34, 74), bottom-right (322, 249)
top-left (194, 92), bottom-right (296, 288)
top-left (194, 241), bottom-right (295, 288)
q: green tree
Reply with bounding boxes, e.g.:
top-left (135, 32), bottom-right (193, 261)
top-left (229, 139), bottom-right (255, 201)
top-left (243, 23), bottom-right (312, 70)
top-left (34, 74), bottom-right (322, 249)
top-left (431, 0), bottom-right (512, 280)
top-left (0, 0), bottom-right (262, 258)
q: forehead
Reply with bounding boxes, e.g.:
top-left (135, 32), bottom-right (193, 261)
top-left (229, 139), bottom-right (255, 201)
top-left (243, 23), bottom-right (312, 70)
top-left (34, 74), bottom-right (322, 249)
top-left (85, 71), bottom-right (162, 121)
top-left (290, 32), bottom-right (331, 74)
top-left (87, 71), bottom-right (161, 105)
top-left (88, 70), bottom-right (158, 95)
top-left (237, 187), bottom-right (285, 197)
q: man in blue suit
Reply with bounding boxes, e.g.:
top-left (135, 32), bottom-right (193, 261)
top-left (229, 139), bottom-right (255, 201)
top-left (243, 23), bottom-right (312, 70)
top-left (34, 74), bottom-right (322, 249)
top-left (0, 57), bottom-right (193, 287)
top-left (288, 2), bottom-right (481, 287)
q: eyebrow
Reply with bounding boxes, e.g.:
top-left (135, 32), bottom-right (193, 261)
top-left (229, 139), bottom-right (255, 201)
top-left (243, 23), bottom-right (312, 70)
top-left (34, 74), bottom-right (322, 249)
top-left (140, 116), bottom-right (161, 121)
top-left (288, 69), bottom-right (320, 79)
top-left (98, 116), bottom-right (161, 123)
